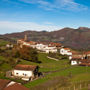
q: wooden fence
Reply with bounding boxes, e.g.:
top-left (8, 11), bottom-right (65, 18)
top-left (49, 80), bottom-right (90, 90)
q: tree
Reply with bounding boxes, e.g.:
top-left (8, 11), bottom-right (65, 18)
top-left (12, 45), bottom-right (39, 63)
top-left (19, 46), bottom-right (39, 62)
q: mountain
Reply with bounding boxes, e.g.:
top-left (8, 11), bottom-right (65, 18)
top-left (1, 27), bottom-right (90, 50)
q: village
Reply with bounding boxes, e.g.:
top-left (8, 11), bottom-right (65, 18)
top-left (0, 35), bottom-right (90, 90)
top-left (17, 35), bottom-right (90, 66)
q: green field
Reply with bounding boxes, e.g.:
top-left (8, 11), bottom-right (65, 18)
top-left (0, 40), bottom-right (9, 46)
top-left (21, 53), bottom-right (90, 90)
top-left (19, 53), bottom-right (70, 72)
top-left (0, 52), bottom-right (90, 90)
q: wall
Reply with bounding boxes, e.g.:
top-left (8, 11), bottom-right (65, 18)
top-left (13, 70), bottom-right (34, 78)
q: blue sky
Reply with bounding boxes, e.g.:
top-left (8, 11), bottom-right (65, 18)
top-left (0, 0), bottom-right (90, 34)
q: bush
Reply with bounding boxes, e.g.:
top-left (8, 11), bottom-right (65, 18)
top-left (13, 45), bottom-right (40, 63)
top-left (48, 52), bottom-right (68, 60)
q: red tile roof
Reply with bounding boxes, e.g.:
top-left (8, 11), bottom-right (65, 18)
top-left (0, 79), bottom-right (11, 90)
top-left (84, 51), bottom-right (90, 54)
top-left (14, 64), bottom-right (38, 71)
top-left (63, 48), bottom-right (71, 50)
top-left (3, 83), bottom-right (29, 90)
top-left (50, 42), bottom-right (62, 47)
top-left (29, 41), bottom-right (37, 45)
top-left (79, 60), bottom-right (90, 66)
top-left (71, 55), bottom-right (83, 59)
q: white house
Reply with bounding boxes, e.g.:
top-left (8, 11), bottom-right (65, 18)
top-left (71, 60), bottom-right (78, 65)
top-left (36, 43), bottom-right (47, 51)
top-left (12, 64), bottom-right (39, 81)
top-left (60, 48), bottom-right (72, 56)
top-left (43, 46), bottom-right (57, 53)
top-left (17, 37), bottom-right (59, 53)
top-left (6, 44), bottom-right (13, 48)
top-left (35, 43), bottom-right (57, 53)
top-left (70, 55), bottom-right (84, 65)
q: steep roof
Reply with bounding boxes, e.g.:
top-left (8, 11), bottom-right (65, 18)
top-left (84, 51), bottom-right (90, 55)
top-left (50, 42), bottom-right (62, 47)
top-left (0, 79), bottom-right (11, 90)
top-left (79, 59), bottom-right (90, 66)
top-left (14, 64), bottom-right (38, 71)
top-left (63, 48), bottom-right (71, 50)
top-left (3, 83), bottom-right (29, 90)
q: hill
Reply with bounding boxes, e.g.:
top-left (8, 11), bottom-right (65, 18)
top-left (1, 27), bottom-right (90, 50)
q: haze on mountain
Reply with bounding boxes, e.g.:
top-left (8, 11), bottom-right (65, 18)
top-left (1, 27), bottom-right (90, 50)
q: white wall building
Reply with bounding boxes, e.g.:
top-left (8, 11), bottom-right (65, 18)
top-left (17, 39), bottom-right (58, 53)
top-left (12, 64), bottom-right (39, 81)
top-left (60, 48), bottom-right (72, 56)
top-left (71, 60), bottom-right (78, 65)
top-left (43, 46), bottom-right (57, 53)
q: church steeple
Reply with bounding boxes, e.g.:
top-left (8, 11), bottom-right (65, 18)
top-left (24, 34), bottom-right (28, 41)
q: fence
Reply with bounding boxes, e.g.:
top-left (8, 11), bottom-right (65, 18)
top-left (49, 80), bottom-right (90, 90)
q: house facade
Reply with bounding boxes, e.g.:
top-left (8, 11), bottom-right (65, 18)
top-left (12, 64), bottom-right (39, 81)
top-left (71, 60), bottom-right (79, 65)
top-left (60, 48), bottom-right (72, 56)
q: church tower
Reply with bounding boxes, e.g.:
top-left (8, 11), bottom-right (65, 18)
top-left (24, 34), bottom-right (28, 41)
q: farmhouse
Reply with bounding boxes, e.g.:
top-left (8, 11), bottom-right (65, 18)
top-left (70, 54), bottom-right (90, 66)
top-left (12, 64), bottom-right (39, 81)
top-left (71, 59), bottom-right (79, 65)
top-left (70, 57), bottom-right (83, 65)
top-left (79, 59), bottom-right (90, 66)
top-left (69, 55), bottom-right (84, 60)
top-left (84, 51), bottom-right (90, 57)
top-left (60, 48), bottom-right (72, 56)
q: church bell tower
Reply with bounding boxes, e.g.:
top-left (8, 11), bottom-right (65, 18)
top-left (24, 34), bottom-right (28, 41)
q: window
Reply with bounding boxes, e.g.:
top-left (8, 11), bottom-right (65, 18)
top-left (16, 73), bottom-right (18, 75)
top-left (23, 73), bottom-right (27, 76)
top-left (25, 74), bottom-right (27, 76)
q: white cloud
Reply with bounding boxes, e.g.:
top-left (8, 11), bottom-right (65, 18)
top-left (19, 0), bottom-right (88, 11)
top-left (56, 0), bottom-right (87, 11)
top-left (2, 0), bottom-right (88, 11)
top-left (0, 21), bottom-right (61, 34)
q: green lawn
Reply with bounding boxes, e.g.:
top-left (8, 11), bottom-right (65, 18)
top-left (0, 52), bottom-right (90, 90)
top-left (19, 53), bottom-right (70, 72)
top-left (23, 54), bottom-right (90, 89)
top-left (0, 56), bottom-right (12, 71)
top-left (0, 40), bottom-right (9, 46)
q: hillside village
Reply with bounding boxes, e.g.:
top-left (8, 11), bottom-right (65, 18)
top-left (0, 35), bottom-right (90, 90)
top-left (17, 35), bottom-right (90, 66)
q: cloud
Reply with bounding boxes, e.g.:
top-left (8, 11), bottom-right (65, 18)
top-left (2, 0), bottom-right (88, 11)
top-left (19, 0), bottom-right (88, 11)
top-left (0, 21), bottom-right (61, 34)
top-left (56, 0), bottom-right (87, 11)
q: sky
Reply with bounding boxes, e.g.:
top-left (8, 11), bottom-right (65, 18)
top-left (0, 0), bottom-right (90, 34)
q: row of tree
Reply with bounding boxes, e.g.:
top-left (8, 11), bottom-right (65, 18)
top-left (13, 45), bottom-right (40, 63)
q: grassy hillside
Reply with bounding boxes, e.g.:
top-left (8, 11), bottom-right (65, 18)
top-left (19, 53), bottom-right (90, 90)
top-left (0, 52), bottom-right (90, 90)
